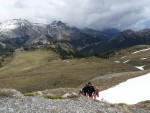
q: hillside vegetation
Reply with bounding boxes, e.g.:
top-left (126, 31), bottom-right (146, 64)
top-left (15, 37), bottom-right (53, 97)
top-left (110, 45), bottom-right (150, 70)
top-left (0, 49), bottom-right (137, 93)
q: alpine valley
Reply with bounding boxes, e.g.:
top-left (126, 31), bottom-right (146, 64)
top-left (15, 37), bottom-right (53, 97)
top-left (0, 19), bottom-right (150, 113)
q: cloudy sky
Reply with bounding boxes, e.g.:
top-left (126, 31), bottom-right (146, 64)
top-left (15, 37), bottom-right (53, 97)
top-left (0, 0), bottom-right (150, 30)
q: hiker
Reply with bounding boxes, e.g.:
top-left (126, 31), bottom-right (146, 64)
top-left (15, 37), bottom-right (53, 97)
top-left (80, 84), bottom-right (88, 96)
top-left (93, 86), bottom-right (99, 99)
top-left (87, 82), bottom-right (95, 99)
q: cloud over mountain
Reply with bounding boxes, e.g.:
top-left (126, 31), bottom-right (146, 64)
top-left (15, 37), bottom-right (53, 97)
top-left (0, 0), bottom-right (150, 30)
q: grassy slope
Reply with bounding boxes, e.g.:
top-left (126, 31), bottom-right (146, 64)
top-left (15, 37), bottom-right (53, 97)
top-left (0, 49), bottom-right (59, 74)
top-left (87, 45), bottom-right (150, 91)
top-left (110, 45), bottom-right (150, 69)
top-left (0, 49), bottom-right (137, 93)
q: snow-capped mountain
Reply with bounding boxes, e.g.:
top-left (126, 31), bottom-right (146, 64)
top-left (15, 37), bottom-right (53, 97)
top-left (0, 19), bottom-right (150, 56)
top-left (0, 19), bottom-right (104, 49)
top-left (0, 19), bottom-right (35, 38)
top-left (0, 19), bottom-right (36, 46)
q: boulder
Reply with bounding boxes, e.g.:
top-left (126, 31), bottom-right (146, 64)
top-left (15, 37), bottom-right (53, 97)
top-left (62, 92), bottom-right (78, 98)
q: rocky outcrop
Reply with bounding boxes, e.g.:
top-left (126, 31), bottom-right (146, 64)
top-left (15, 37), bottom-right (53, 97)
top-left (0, 89), bottom-right (23, 98)
top-left (61, 92), bottom-right (78, 98)
top-left (0, 97), bottom-right (149, 113)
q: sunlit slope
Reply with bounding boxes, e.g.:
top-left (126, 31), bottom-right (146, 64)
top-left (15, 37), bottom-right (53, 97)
top-left (0, 50), bottom-right (59, 74)
top-left (0, 50), bottom-right (137, 93)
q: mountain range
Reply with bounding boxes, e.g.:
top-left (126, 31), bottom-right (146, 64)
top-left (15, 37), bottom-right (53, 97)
top-left (0, 19), bottom-right (150, 56)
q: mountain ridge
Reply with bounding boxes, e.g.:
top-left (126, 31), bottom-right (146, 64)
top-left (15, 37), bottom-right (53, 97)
top-left (0, 19), bottom-right (150, 56)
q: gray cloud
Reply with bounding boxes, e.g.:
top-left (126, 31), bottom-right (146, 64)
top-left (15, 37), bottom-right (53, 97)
top-left (0, 0), bottom-right (150, 30)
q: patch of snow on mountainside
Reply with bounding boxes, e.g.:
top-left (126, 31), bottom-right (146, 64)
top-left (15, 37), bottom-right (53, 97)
top-left (141, 58), bottom-right (147, 60)
top-left (97, 73), bottom-right (150, 104)
top-left (0, 22), bottom-right (18, 31)
top-left (135, 66), bottom-right (145, 70)
top-left (32, 23), bottom-right (48, 34)
top-left (132, 48), bottom-right (150, 54)
top-left (114, 61), bottom-right (120, 63)
top-left (123, 60), bottom-right (130, 63)
top-left (0, 19), bottom-right (31, 32)
top-left (0, 19), bottom-right (37, 40)
top-left (121, 56), bottom-right (127, 59)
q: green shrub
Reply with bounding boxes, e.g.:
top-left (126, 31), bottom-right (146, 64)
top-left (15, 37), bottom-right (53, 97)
top-left (116, 103), bottom-right (127, 107)
top-left (24, 92), bottom-right (37, 96)
top-left (110, 103), bottom-right (127, 108)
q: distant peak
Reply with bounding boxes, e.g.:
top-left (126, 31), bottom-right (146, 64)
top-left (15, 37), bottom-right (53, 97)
top-left (51, 20), bottom-right (67, 26)
top-left (2, 19), bottom-right (31, 26)
top-left (0, 19), bottom-right (33, 32)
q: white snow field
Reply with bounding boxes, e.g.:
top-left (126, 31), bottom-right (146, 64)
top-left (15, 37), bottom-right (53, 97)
top-left (97, 73), bottom-right (150, 104)
top-left (114, 61), bottom-right (120, 63)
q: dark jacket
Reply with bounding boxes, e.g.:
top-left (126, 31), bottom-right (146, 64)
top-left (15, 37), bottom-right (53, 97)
top-left (87, 86), bottom-right (95, 94)
top-left (82, 86), bottom-right (88, 96)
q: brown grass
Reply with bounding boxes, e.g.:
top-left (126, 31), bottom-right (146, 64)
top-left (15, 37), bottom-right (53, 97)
top-left (41, 88), bottom-right (80, 97)
top-left (0, 49), bottom-right (144, 93)
top-left (110, 45), bottom-right (150, 70)
top-left (136, 101), bottom-right (150, 110)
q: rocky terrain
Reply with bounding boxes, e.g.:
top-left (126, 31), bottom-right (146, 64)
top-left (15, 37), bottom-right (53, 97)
top-left (0, 96), bottom-right (150, 113)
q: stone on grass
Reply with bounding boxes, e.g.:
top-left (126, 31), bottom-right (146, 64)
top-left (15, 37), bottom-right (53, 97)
top-left (62, 92), bottom-right (78, 98)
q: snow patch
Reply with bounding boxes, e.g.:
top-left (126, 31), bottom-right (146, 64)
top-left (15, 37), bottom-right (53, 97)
top-left (114, 61), bottom-right (120, 63)
top-left (97, 73), bottom-right (150, 104)
top-left (135, 66), bottom-right (145, 70)
top-left (63, 60), bottom-right (70, 63)
top-left (0, 19), bottom-right (31, 32)
top-left (123, 60), bottom-right (130, 63)
top-left (121, 56), bottom-right (127, 59)
top-left (141, 58), bottom-right (147, 60)
top-left (132, 48), bottom-right (150, 54)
